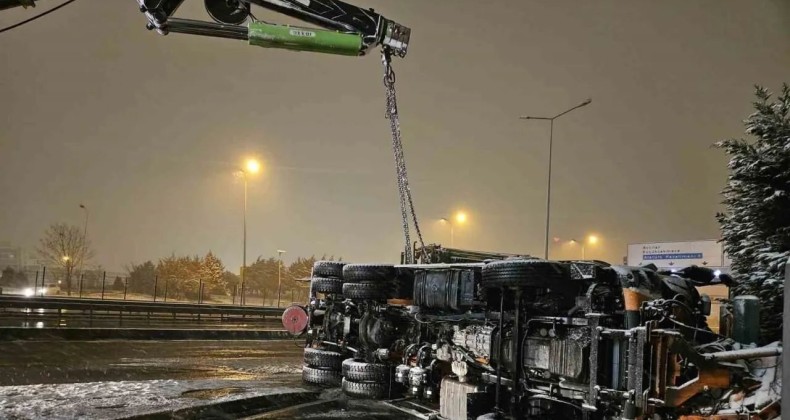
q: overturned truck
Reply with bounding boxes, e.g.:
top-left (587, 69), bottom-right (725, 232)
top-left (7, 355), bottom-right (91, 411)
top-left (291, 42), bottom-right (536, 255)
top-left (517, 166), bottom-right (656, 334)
top-left (282, 247), bottom-right (781, 419)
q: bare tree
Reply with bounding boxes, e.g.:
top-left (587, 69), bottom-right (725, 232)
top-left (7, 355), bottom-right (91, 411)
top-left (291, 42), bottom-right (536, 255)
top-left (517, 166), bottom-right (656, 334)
top-left (37, 223), bottom-right (93, 296)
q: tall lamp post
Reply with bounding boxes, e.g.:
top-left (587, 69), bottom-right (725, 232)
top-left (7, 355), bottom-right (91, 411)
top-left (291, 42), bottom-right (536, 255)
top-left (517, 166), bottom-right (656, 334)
top-left (440, 211), bottom-right (467, 247)
top-left (239, 158), bottom-right (261, 306)
top-left (78, 203), bottom-right (89, 283)
top-left (520, 98), bottom-right (592, 259)
top-left (61, 255), bottom-right (71, 297)
top-left (276, 249), bottom-right (286, 307)
top-left (569, 235), bottom-right (600, 259)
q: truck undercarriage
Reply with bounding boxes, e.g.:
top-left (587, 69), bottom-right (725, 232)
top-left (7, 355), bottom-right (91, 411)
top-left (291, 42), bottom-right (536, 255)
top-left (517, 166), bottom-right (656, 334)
top-left (282, 248), bottom-right (781, 420)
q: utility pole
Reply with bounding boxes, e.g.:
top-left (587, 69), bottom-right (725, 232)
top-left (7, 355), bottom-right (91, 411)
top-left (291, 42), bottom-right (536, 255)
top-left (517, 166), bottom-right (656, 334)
top-left (520, 98), bottom-right (592, 259)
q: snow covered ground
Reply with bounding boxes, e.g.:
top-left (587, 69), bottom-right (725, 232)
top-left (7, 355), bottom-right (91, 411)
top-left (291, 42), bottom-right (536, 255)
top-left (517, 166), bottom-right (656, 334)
top-left (0, 378), bottom-right (310, 419)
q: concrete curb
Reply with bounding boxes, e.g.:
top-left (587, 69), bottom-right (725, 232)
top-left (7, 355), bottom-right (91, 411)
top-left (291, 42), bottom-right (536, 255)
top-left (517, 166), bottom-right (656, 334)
top-left (0, 327), bottom-right (291, 341)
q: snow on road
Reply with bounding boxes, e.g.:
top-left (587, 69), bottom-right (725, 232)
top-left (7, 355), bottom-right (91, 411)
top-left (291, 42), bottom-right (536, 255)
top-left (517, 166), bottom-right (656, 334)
top-left (0, 378), bottom-right (310, 419)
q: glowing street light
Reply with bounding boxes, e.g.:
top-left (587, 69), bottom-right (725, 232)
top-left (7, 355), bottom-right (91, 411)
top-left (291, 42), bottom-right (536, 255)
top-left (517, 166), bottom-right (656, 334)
top-left (570, 235), bottom-right (601, 259)
top-left (441, 211), bottom-right (468, 247)
top-left (455, 212), bottom-right (467, 224)
top-left (238, 157), bottom-right (262, 306)
top-left (245, 158), bottom-right (261, 174)
top-left (62, 255), bottom-right (70, 262)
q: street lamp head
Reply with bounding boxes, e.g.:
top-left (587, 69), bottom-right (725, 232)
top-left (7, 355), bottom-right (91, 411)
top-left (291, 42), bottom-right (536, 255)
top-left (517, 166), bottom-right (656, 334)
top-left (79, 204), bottom-right (86, 209)
top-left (245, 158), bottom-right (261, 174)
top-left (455, 212), bottom-right (467, 224)
top-left (277, 249), bottom-right (287, 254)
top-left (62, 255), bottom-right (70, 262)
top-left (581, 98), bottom-right (592, 106)
top-left (440, 218), bottom-right (449, 224)
top-left (588, 235), bottom-right (599, 245)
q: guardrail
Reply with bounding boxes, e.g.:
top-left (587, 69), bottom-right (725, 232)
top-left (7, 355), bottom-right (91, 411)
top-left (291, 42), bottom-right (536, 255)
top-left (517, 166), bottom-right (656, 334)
top-left (0, 295), bottom-right (285, 330)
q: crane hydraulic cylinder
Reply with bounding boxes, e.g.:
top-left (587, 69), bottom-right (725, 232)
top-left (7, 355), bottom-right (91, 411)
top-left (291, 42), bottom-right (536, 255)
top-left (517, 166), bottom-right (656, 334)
top-left (248, 22), bottom-right (363, 56)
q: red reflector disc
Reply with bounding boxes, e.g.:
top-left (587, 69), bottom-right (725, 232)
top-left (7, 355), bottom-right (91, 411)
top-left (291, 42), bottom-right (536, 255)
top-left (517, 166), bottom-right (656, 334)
top-left (282, 304), bottom-right (309, 335)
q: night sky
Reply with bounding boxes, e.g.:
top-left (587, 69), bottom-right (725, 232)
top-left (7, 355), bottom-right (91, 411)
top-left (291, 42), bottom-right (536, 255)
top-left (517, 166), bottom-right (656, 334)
top-left (1, 1), bottom-right (789, 271)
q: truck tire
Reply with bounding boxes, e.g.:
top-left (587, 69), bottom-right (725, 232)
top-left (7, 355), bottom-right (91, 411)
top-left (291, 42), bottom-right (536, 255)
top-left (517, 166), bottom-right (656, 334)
top-left (342, 282), bottom-right (386, 300)
top-left (302, 366), bottom-right (341, 386)
top-left (341, 377), bottom-right (388, 399)
top-left (304, 347), bottom-right (345, 370)
top-left (311, 277), bottom-right (343, 294)
top-left (342, 264), bottom-right (396, 283)
top-left (313, 261), bottom-right (345, 279)
top-left (481, 259), bottom-right (569, 289)
top-left (342, 358), bottom-right (389, 382)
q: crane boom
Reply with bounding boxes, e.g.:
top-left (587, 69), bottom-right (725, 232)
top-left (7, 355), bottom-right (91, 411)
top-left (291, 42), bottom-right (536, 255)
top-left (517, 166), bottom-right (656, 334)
top-left (1, 0), bottom-right (410, 57)
top-left (137, 0), bottom-right (410, 57)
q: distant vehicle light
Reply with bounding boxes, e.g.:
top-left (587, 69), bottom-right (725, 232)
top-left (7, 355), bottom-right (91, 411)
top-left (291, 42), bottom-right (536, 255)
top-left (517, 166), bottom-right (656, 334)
top-left (23, 288), bottom-right (34, 297)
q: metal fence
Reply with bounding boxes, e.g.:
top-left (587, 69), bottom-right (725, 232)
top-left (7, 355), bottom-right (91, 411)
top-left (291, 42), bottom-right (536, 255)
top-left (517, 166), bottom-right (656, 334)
top-left (0, 267), bottom-right (308, 308)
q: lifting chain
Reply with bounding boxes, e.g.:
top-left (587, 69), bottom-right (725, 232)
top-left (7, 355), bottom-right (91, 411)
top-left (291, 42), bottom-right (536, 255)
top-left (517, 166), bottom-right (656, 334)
top-left (381, 48), bottom-right (427, 264)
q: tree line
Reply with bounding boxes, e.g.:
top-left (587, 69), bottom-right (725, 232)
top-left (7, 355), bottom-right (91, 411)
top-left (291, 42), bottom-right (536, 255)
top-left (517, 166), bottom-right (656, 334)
top-left (125, 252), bottom-right (339, 300)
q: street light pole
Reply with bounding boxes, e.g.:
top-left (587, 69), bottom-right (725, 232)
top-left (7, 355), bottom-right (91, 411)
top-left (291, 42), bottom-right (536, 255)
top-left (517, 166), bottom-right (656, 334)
top-left (277, 249), bottom-right (286, 307)
top-left (440, 218), bottom-right (454, 247)
top-left (520, 99), bottom-right (591, 259)
top-left (78, 204), bottom-right (89, 281)
top-left (441, 212), bottom-right (467, 248)
top-left (238, 158), bottom-right (261, 306)
top-left (242, 171), bottom-right (248, 306)
top-left (570, 235), bottom-right (599, 260)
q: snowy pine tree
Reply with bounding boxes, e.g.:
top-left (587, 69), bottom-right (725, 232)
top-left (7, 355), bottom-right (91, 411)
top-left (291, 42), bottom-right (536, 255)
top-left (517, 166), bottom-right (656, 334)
top-left (716, 84), bottom-right (790, 343)
top-left (202, 251), bottom-right (226, 294)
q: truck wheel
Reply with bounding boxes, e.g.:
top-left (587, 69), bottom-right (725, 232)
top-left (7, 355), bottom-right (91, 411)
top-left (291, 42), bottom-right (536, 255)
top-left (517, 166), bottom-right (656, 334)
top-left (341, 377), bottom-right (388, 399)
top-left (313, 261), bottom-right (345, 278)
top-left (342, 283), bottom-right (386, 300)
top-left (481, 259), bottom-right (569, 289)
top-left (311, 277), bottom-right (343, 294)
top-left (342, 358), bottom-right (389, 382)
top-left (304, 347), bottom-right (345, 370)
top-left (302, 366), bottom-right (341, 386)
top-left (342, 264), bottom-right (396, 283)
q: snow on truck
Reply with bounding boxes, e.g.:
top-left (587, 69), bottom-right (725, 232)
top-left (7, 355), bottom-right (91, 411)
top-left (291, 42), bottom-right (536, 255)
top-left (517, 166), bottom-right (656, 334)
top-left (282, 246), bottom-right (782, 420)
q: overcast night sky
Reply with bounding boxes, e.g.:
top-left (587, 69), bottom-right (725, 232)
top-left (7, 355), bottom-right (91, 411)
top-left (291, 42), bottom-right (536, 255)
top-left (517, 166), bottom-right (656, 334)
top-left (1, 1), bottom-right (789, 272)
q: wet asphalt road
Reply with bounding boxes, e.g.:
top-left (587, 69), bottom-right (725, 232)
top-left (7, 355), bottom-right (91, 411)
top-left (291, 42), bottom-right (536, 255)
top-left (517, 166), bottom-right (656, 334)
top-left (0, 340), bottom-right (420, 419)
top-left (0, 339), bottom-right (305, 386)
